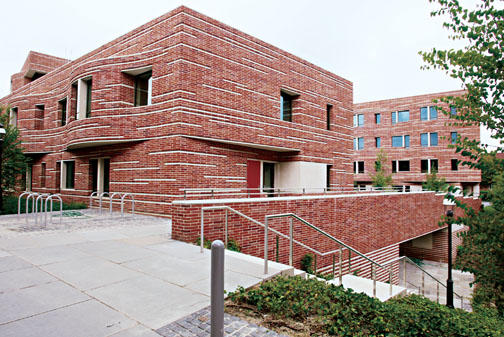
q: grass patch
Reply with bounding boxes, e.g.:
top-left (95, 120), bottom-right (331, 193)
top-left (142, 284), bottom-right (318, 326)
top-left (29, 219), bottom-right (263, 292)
top-left (1, 194), bottom-right (87, 215)
top-left (228, 276), bottom-right (504, 336)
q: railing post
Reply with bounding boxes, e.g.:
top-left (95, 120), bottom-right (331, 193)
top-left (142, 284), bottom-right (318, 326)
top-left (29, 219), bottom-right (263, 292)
top-left (314, 254), bottom-right (317, 274)
top-left (224, 209), bottom-right (228, 249)
top-left (211, 240), bottom-right (224, 337)
top-left (275, 236), bottom-right (279, 262)
top-left (348, 250), bottom-right (352, 273)
top-left (339, 246), bottom-right (343, 284)
top-left (332, 254), bottom-right (335, 278)
top-left (437, 283), bottom-right (440, 303)
top-left (200, 208), bottom-right (205, 253)
top-left (372, 264), bottom-right (376, 298)
top-left (289, 217), bottom-right (293, 266)
top-left (264, 217), bottom-right (268, 274)
top-left (403, 259), bottom-right (407, 288)
top-left (389, 269), bottom-right (393, 297)
top-left (421, 272), bottom-right (425, 295)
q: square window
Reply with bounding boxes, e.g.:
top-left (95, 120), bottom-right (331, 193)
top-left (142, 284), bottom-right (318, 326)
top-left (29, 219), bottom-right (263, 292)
top-left (398, 160), bottom-right (410, 172)
top-left (451, 159), bottom-right (459, 171)
top-left (392, 136), bottom-right (403, 147)
top-left (398, 110), bottom-right (409, 122)
top-left (450, 106), bottom-right (457, 115)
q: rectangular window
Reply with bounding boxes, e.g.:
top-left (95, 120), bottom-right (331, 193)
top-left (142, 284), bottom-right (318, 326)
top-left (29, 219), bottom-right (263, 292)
top-left (375, 137), bottom-right (381, 148)
top-left (35, 104), bottom-right (45, 130)
top-left (391, 161), bottom-right (397, 173)
top-left (451, 159), bottom-right (458, 171)
top-left (63, 161), bottom-right (75, 189)
top-left (358, 137), bottom-right (364, 150)
top-left (431, 159), bottom-right (438, 172)
top-left (421, 106), bottom-right (438, 121)
top-left (326, 104), bottom-right (332, 130)
top-left (59, 98), bottom-right (67, 126)
top-left (450, 106), bottom-right (457, 115)
top-left (421, 159), bottom-right (429, 173)
top-left (354, 161), bottom-right (364, 174)
top-left (353, 138), bottom-right (357, 150)
top-left (26, 164), bottom-right (33, 191)
top-left (391, 111), bottom-right (397, 125)
top-left (392, 136), bottom-right (403, 147)
top-left (9, 107), bottom-right (18, 127)
top-left (76, 78), bottom-right (92, 120)
top-left (451, 132), bottom-right (458, 144)
top-left (262, 162), bottom-right (275, 197)
top-left (353, 114), bottom-right (364, 127)
top-left (326, 165), bottom-right (332, 190)
top-left (40, 163), bottom-right (46, 188)
top-left (430, 132), bottom-right (438, 146)
top-left (398, 160), bottom-right (410, 172)
top-left (375, 160), bottom-right (381, 171)
top-left (392, 110), bottom-right (409, 124)
top-left (375, 113), bottom-right (381, 124)
top-left (404, 135), bottom-right (410, 148)
top-left (85, 78), bottom-right (92, 118)
top-left (134, 71), bottom-right (152, 107)
top-left (280, 91), bottom-right (294, 122)
top-left (421, 133), bottom-right (428, 147)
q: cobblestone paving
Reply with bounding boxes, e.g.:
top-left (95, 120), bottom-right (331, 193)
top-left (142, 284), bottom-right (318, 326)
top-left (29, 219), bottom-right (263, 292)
top-left (157, 307), bottom-right (288, 337)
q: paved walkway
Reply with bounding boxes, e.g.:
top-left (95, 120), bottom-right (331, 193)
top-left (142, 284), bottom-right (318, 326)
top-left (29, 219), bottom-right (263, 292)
top-left (0, 210), bottom-right (290, 336)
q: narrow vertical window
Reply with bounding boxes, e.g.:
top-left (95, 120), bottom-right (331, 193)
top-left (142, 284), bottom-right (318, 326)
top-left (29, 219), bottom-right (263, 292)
top-left (59, 98), bottom-right (67, 126)
top-left (430, 159), bottom-right (439, 172)
top-left (451, 132), bottom-right (458, 144)
top-left (85, 78), bottom-right (92, 118)
top-left (430, 132), bottom-right (438, 146)
top-left (326, 165), bottom-right (332, 190)
top-left (326, 104), bottom-right (332, 130)
top-left (358, 137), bottom-right (364, 150)
top-left (280, 92), bottom-right (294, 122)
top-left (421, 133), bottom-right (429, 147)
top-left (375, 113), bottom-right (381, 124)
top-left (35, 104), bottom-right (45, 130)
top-left (451, 159), bottom-right (458, 171)
top-left (9, 107), bottom-right (18, 127)
top-left (404, 135), bottom-right (410, 148)
top-left (63, 161), bottom-right (75, 189)
top-left (450, 106), bottom-right (457, 115)
top-left (40, 163), bottom-right (46, 188)
top-left (420, 107), bottom-right (428, 121)
top-left (375, 137), bottom-right (381, 148)
top-left (262, 162), bottom-right (275, 197)
top-left (391, 111), bottom-right (397, 125)
top-left (134, 71), bottom-right (152, 107)
top-left (421, 159), bottom-right (429, 173)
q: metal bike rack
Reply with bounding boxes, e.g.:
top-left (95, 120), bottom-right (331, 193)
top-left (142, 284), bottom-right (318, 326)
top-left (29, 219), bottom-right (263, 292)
top-left (44, 194), bottom-right (63, 226)
top-left (34, 194), bottom-right (50, 225)
top-left (89, 191), bottom-right (98, 210)
top-left (17, 191), bottom-right (32, 217)
top-left (99, 192), bottom-right (111, 215)
top-left (109, 192), bottom-right (123, 216)
top-left (120, 193), bottom-right (135, 217)
top-left (25, 192), bottom-right (39, 224)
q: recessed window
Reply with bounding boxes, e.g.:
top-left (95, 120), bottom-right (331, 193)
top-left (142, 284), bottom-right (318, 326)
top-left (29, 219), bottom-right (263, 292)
top-left (354, 161), bottom-right (365, 174)
top-left (421, 132), bottom-right (438, 147)
top-left (392, 160), bottom-right (410, 173)
top-left (326, 104), bottom-right (332, 130)
top-left (76, 78), bottom-right (92, 120)
top-left (451, 159), bottom-right (459, 171)
top-left (451, 132), bottom-right (458, 144)
top-left (375, 137), bottom-right (381, 148)
top-left (40, 163), bottom-right (46, 188)
top-left (420, 106), bottom-right (438, 121)
top-left (59, 98), bottom-right (67, 126)
top-left (353, 114), bottom-right (364, 127)
top-left (354, 137), bottom-right (364, 150)
top-left (450, 106), bottom-right (457, 115)
top-left (421, 159), bottom-right (438, 173)
top-left (280, 91), bottom-right (298, 122)
top-left (375, 113), bottom-right (381, 124)
top-left (326, 165), bottom-right (332, 190)
top-left (392, 135), bottom-right (410, 148)
top-left (134, 71), bottom-right (152, 107)
top-left (62, 161), bottom-right (75, 189)
top-left (35, 104), bottom-right (45, 130)
top-left (392, 110), bottom-right (409, 124)
top-left (9, 107), bottom-right (18, 127)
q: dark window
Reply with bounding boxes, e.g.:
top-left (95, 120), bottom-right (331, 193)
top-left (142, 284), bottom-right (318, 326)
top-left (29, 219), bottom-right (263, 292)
top-left (71, 82), bottom-right (78, 120)
top-left (405, 185), bottom-right (411, 192)
top-left (55, 162), bottom-right (61, 191)
top-left (353, 161), bottom-right (356, 173)
top-left (392, 161), bottom-right (397, 173)
top-left (103, 159), bottom-right (110, 193)
top-left (41, 163), bottom-right (46, 188)
top-left (32, 72), bottom-right (45, 81)
top-left (35, 104), bottom-right (44, 130)
top-left (90, 159), bottom-right (98, 193)
top-left (263, 162), bottom-right (275, 196)
top-left (421, 159), bottom-right (429, 173)
top-left (398, 160), bottom-right (410, 172)
top-left (326, 105), bottom-right (332, 130)
top-left (451, 159), bottom-right (459, 171)
top-left (357, 161), bottom-right (364, 174)
top-left (375, 160), bottom-right (381, 171)
top-left (375, 137), bottom-right (381, 148)
top-left (280, 92), bottom-right (296, 122)
top-left (59, 98), bottom-right (67, 126)
top-left (451, 132), bottom-right (458, 144)
top-left (134, 71), bottom-right (152, 107)
top-left (64, 161), bottom-right (75, 189)
top-left (375, 113), bottom-right (381, 124)
top-left (431, 159), bottom-right (439, 172)
top-left (326, 165), bottom-right (332, 190)
top-left (85, 79), bottom-right (92, 118)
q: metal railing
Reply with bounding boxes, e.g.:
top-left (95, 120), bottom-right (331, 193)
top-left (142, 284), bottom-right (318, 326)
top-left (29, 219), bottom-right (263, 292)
top-left (200, 206), bottom-right (465, 307)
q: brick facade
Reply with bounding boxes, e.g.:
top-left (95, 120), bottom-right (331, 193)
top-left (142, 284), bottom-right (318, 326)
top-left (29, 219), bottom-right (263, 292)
top-left (0, 6), bottom-right (353, 215)
top-left (353, 91), bottom-right (481, 193)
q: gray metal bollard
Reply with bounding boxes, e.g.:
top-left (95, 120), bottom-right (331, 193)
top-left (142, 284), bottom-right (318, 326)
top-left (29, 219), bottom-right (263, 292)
top-left (211, 240), bottom-right (225, 337)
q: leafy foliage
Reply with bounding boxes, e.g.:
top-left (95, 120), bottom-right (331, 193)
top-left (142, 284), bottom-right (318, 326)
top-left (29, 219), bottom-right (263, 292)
top-left (370, 150), bottom-right (393, 188)
top-left (229, 276), bottom-right (504, 336)
top-left (194, 236), bottom-right (241, 252)
top-left (300, 253), bottom-right (314, 274)
top-left (0, 107), bottom-right (28, 199)
top-left (422, 170), bottom-right (448, 192)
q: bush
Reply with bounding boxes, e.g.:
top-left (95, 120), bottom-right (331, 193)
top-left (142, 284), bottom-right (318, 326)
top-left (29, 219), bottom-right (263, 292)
top-left (300, 254), bottom-right (313, 274)
top-left (229, 276), bottom-right (504, 336)
top-left (195, 237), bottom-right (241, 252)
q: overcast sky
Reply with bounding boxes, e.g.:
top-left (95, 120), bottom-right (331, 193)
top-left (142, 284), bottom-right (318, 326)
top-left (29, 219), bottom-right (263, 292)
top-left (0, 0), bottom-right (465, 102)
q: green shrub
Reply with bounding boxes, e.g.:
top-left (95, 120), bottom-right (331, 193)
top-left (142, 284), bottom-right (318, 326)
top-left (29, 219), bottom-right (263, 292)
top-left (229, 276), bottom-right (504, 336)
top-left (195, 237), bottom-right (241, 252)
top-left (300, 254), bottom-right (313, 274)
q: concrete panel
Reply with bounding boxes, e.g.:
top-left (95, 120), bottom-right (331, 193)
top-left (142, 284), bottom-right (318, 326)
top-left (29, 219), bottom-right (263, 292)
top-left (109, 325), bottom-right (162, 337)
top-left (11, 245), bottom-right (91, 266)
top-left (0, 267), bottom-right (55, 293)
top-left (0, 256), bottom-right (33, 272)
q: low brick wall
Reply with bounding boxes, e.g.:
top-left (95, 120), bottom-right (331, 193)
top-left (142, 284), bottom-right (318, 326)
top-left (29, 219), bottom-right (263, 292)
top-left (172, 192), bottom-right (480, 280)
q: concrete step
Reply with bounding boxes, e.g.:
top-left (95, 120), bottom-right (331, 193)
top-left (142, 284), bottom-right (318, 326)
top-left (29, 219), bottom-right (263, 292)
top-left (328, 274), bottom-right (406, 301)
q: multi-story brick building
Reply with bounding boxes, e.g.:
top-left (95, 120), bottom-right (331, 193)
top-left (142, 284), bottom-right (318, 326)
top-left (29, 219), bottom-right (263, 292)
top-left (352, 90), bottom-right (481, 194)
top-left (0, 6), bottom-right (354, 216)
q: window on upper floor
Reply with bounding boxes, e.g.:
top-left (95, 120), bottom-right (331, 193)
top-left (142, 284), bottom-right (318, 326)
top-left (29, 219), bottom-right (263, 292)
top-left (421, 159), bottom-right (439, 173)
top-left (280, 91), bottom-right (298, 122)
top-left (353, 161), bottom-right (364, 174)
top-left (375, 113), bottom-right (381, 124)
top-left (392, 135), bottom-right (410, 148)
top-left (451, 132), bottom-right (458, 144)
top-left (451, 159), bottom-right (459, 171)
top-left (421, 132), bottom-right (438, 147)
top-left (326, 165), bottom-right (332, 190)
top-left (420, 106), bottom-right (438, 121)
top-left (62, 161), bottom-right (75, 189)
top-left (326, 104), bottom-right (332, 130)
top-left (391, 160), bottom-right (410, 173)
top-left (35, 104), bottom-right (45, 130)
top-left (353, 114), bottom-right (364, 127)
top-left (59, 98), bottom-right (67, 126)
top-left (76, 77), bottom-right (92, 120)
top-left (9, 107), bottom-right (18, 127)
top-left (450, 106), bottom-right (457, 115)
top-left (392, 110), bottom-right (409, 124)
top-left (134, 71), bottom-right (152, 107)
top-left (375, 137), bottom-right (381, 148)
top-left (354, 137), bottom-right (364, 150)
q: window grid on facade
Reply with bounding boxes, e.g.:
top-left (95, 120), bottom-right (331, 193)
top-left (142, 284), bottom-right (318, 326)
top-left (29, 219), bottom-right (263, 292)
top-left (420, 106), bottom-right (438, 121)
top-left (392, 135), bottom-right (410, 148)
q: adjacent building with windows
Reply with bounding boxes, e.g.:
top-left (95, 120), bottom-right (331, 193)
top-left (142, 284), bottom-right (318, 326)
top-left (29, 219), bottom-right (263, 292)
top-left (0, 6), bottom-right (354, 215)
top-left (352, 90), bottom-right (481, 194)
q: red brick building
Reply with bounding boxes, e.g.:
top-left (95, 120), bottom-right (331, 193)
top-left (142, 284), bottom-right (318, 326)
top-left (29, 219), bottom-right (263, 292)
top-left (352, 90), bottom-right (481, 194)
top-left (0, 6), bottom-right (354, 216)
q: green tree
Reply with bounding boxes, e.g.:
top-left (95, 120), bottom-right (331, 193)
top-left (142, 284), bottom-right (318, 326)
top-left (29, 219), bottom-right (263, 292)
top-left (422, 170), bottom-right (448, 192)
top-left (0, 107), bottom-right (28, 213)
top-left (421, 0), bottom-right (504, 314)
top-left (370, 150), bottom-right (392, 188)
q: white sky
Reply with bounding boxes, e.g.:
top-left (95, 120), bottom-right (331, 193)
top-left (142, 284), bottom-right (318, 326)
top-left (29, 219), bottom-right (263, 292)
top-left (0, 0), bottom-right (465, 102)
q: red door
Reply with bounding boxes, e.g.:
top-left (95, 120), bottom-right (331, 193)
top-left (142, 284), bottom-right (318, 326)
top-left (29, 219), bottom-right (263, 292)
top-left (247, 160), bottom-right (261, 197)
